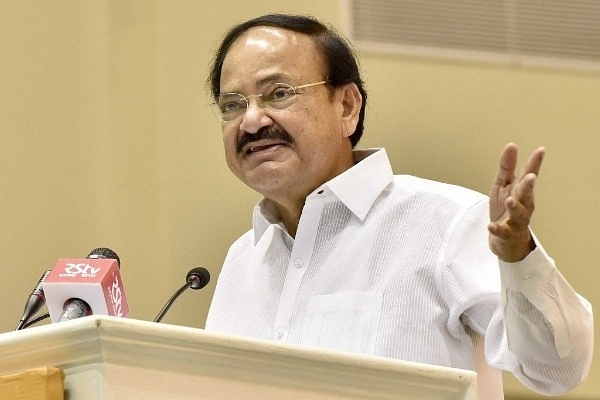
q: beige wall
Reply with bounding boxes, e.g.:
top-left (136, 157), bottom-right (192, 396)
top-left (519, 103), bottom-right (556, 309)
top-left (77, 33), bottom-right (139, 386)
top-left (0, 2), bottom-right (597, 399)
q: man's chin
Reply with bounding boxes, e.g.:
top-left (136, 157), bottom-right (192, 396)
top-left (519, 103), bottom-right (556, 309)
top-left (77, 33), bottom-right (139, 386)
top-left (241, 166), bottom-right (291, 194)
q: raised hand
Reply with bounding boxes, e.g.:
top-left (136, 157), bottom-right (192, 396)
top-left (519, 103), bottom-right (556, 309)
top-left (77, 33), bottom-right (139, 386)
top-left (488, 143), bottom-right (546, 262)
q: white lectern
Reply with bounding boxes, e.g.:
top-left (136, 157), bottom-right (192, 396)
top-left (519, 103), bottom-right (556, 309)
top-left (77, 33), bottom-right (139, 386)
top-left (0, 316), bottom-right (476, 399)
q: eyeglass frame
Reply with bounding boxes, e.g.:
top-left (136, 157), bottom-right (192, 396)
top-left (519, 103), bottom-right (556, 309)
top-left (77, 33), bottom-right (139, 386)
top-left (214, 80), bottom-right (328, 123)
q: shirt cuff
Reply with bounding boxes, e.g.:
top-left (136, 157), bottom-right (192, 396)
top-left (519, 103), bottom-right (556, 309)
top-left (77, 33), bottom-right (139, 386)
top-left (498, 238), bottom-right (556, 291)
top-left (497, 236), bottom-right (576, 358)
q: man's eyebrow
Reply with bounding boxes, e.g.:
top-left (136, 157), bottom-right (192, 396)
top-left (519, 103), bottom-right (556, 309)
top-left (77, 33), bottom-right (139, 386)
top-left (255, 73), bottom-right (293, 87)
top-left (220, 73), bottom-right (294, 94)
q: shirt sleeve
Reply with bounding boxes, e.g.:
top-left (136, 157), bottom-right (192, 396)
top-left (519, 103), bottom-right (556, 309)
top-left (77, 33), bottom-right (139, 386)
top-left (489, 239), bottom-right (594, 395)
top-left (441, 198), bottom-right (593, 396)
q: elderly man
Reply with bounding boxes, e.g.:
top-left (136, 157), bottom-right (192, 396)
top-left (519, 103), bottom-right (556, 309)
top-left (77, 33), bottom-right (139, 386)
top-left (205, 14), bottom-right (593, 398)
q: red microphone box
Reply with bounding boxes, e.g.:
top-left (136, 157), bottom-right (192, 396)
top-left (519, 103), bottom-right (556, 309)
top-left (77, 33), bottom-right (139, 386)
top-left (42, 258), bottom-right (129, 322)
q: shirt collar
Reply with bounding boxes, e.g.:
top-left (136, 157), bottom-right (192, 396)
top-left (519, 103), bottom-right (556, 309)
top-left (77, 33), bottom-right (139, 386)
top-left (323, 148), bottom-right (393, 220)
top-left (252, 148), bottom-right (394, 243)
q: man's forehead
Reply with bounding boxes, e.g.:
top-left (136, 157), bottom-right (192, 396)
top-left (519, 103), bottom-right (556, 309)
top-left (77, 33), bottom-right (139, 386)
top-left (235, 26), bottom-right (297, 48)
top-left (224, 26), bottom-right (318, 61)
top-left (220, 26), bottom-right (325, 89)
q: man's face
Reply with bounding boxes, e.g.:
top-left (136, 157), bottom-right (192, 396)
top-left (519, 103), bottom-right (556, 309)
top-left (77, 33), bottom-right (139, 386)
top-left (219, 26), bottom-right (355, 204)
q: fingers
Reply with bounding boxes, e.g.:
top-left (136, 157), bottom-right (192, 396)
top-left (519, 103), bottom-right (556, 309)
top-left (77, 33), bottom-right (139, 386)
top-left (494, 144), bottom-right (545, 188)
top-left (505, 189), bottom-right (534, 227)
top-left (488, 144), bottom-right (543, 262)
top-left (504, 170), bottom-right (537, 224)
top-left (489, 189), bottom-right (533, 230)
top-left (520, 146), bottom-right (545, 178)
top-left (514, 170), bottom-right (537, 201)
top-left (493, 143), bottom-right (518, 186)
top-left (512, 147), bottom-right (544, 207)
top-left (489, 145), bottom-right (541, 234)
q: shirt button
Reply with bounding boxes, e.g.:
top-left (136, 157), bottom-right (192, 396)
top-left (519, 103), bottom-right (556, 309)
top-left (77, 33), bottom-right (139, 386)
top-left (522, 273), bottom-right (532, 280)
top-left (294, 259), bottom-right (303, 268)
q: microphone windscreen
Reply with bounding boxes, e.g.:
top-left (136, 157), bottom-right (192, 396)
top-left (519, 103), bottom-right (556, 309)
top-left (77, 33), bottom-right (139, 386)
top-left (43, 257), bottom-right (129, 322)
top-left (87, 247), bottom-right (121, 267)
top-left (186, 267), bottom-right (210, 290)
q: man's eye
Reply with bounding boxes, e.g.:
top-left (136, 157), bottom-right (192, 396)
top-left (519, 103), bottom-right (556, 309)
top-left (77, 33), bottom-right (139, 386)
top-left (220, 100), bottom-right (245, 113)
top-left (265, 86), bottom-right (294, 102)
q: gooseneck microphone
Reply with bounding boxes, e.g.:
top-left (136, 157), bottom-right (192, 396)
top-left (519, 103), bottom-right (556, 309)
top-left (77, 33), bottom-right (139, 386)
top-left (15, 270), bottom-right (51, 330)
top-left (42, 247), bottom-right (129, 322)
top-left (153, 267), bottom-right (210, 323)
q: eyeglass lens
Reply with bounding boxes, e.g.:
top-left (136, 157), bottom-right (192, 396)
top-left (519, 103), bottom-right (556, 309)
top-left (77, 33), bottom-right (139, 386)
top-left (217, 83), bottom-right (297, 122)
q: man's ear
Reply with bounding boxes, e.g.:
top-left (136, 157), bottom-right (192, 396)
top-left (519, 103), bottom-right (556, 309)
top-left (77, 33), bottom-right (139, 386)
top-left (339, 83), bottom-right (362, 139)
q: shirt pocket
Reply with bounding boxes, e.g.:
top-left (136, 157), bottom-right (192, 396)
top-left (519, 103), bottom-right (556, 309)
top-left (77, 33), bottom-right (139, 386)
top-left (300, 291), bottom-right (383, 355)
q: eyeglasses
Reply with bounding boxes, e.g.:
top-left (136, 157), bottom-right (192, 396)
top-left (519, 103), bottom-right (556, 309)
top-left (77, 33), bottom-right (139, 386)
top-left (215, 80), bottom-right (327, 122)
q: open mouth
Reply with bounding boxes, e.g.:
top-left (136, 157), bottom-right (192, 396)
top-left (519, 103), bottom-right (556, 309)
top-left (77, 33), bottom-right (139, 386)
top-left (244, 141), bottom-right (286, 155)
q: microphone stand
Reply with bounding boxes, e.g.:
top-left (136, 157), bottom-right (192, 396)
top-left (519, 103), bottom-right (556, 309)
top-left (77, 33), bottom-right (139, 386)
top-left (153, 281), bottom-right (191, 323)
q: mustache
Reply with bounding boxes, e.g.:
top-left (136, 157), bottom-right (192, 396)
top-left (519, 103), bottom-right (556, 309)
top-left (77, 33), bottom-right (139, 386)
top-left (236, 126), bottom-right (294, 154)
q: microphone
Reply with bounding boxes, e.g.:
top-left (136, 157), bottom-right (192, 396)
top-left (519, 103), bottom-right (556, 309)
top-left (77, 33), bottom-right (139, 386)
top-left (15, 270), bottom-right (51, 330)
top-left (42, 247), bottom-right (129, 322)
top-left (86, 247), bottom-right (121, 266)
top-left (153, 267), bottom-right (210, 323)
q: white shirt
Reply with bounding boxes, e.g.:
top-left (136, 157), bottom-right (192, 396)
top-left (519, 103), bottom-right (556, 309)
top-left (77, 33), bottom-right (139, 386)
top-left (206, 148), bottom-right (593, 398)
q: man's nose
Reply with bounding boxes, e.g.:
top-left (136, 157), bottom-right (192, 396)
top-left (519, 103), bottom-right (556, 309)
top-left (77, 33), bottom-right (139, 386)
top-left (239, 101), bottom-right (272, 134)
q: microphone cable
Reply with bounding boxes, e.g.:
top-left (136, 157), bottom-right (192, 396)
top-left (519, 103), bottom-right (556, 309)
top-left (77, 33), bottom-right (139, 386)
top-left (22, 312), bottom-right (50, 329)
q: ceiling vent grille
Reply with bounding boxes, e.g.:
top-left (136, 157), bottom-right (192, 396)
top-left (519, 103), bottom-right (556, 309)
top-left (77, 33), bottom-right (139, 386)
top-left (346, 0), bottom-right (600, 72)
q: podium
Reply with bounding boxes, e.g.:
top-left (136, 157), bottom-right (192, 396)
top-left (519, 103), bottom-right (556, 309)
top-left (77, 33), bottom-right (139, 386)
top-left (0, 316), bottom-right (476, 399)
